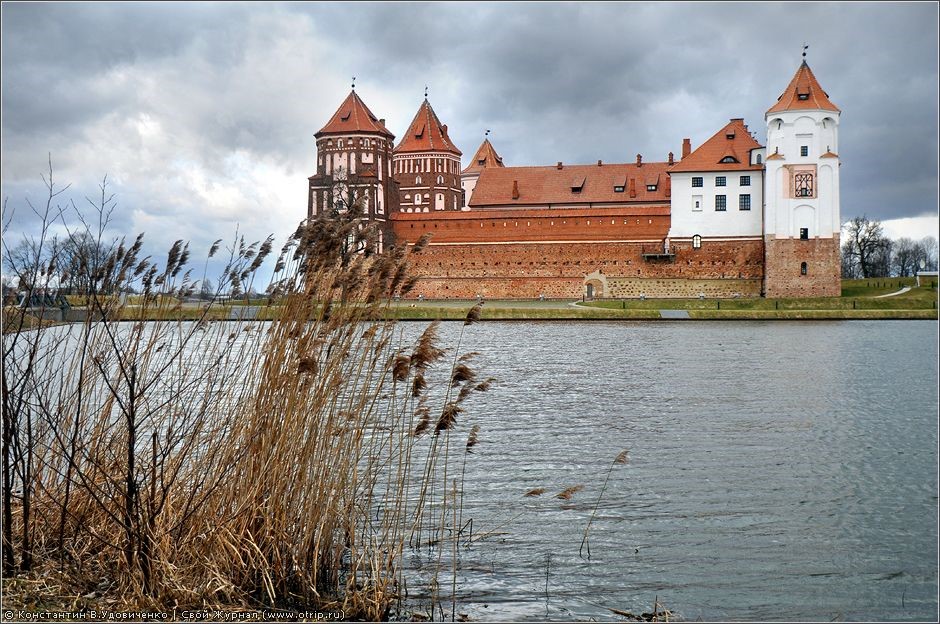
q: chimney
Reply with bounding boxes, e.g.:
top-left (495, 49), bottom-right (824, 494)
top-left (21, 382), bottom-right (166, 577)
top-left (557, 161), bottom-right (563, 170)
top-left (597, 160), bottom-right (603, 166)
top-left (442, 124), bottom-right (448, 136)
top-left (512, 180), bottom-right (520, 200)
top-left (636, 154), bottom-right (642, 167)
top-left (682, 138), bottom-right (691, 159)
top-left (629, 178), bottom-right (636, 198)
top-left (379, 118), bottom-right (386, 126)
top-left (668, 152), bottom-right (674, 166)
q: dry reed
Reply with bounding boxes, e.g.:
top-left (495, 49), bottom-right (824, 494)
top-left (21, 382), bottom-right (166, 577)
top-left (2, 176), bottom-right (492, 620)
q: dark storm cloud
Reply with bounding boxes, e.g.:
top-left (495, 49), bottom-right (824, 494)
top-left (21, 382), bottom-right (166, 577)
top-left (2, 1), bottom-right (937, 280)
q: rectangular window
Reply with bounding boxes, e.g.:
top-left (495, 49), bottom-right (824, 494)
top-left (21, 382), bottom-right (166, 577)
top-left (800, 228), bottom-right (809, 240)
top-left (715, 176), bottom-right (726, 187)
top-left (739, 194), bottom-right (751, 210)
top-left (715, 195), bottom-right (727, 211)
top-left (692, 195), bottom-right (703, 212)
top-left (794, 172), bottom-right (814, 198)
top-left (614, 186), bottom-right (625, 193)
top-left (800, 146), bottom-right (809, 157)
top-left (740, 175), bottom-right (751, 186)
top-left (691, 177), bottom-right (703, 187)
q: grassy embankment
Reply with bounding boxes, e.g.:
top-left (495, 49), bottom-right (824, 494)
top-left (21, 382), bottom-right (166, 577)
top-left (386, 277), bottom-right (938, 321)
top-left (33, 277), bottom-right (938, 323)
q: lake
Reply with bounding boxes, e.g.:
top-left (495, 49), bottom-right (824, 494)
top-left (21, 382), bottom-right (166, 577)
top-left (400, 320), bottom-right (938, 622)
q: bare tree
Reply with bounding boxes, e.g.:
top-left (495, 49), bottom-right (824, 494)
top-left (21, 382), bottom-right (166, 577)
top-left (892, 238), bottom-right (920, 277)
top-left (842, 216), bottom-right (891, 278)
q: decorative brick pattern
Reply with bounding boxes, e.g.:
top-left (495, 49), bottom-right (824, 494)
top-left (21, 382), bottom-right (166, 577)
top-left (399, 236), bottom-right (765, 299)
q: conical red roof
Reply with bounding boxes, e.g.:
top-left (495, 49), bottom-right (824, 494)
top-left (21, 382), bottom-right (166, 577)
top-left (394, 99), bottom-right (461, 156)
top-left (316, 90), bottom-right (394, 138)
top-left (766, 61), bottom-right (840, 115)
top-left (461, 138), bottom-right (504, 175)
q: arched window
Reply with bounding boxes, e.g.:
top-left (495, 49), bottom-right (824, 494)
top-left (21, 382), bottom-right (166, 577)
top-left (756, 154), bottom-right (762, 164)
top-left (692, 235), bottom-right (702, 249)
top-left (416, 175), bottom-right (422, 185)
top-left (437, 175), bottom-right (444, 185)
top-left (414, 194), bottom-right (422, 205)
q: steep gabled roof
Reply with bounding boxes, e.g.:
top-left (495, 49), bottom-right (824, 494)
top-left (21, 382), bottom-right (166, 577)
top-left (316, 90), bottom-right (394, 138)
top-left (669, 119), bottom-right (764, 173)
top-left (469, 161), bottom-right (672, 208)
top-left (766, 61), bottom-right (840, 115)
top-left (461, 138), bottom-right (505, 175)
top-left (394, 99), bottom-right (462, 156)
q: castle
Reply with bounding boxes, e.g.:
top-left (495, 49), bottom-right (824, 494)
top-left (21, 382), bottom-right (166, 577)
top-left (307, 60), bottom-right (841, 299)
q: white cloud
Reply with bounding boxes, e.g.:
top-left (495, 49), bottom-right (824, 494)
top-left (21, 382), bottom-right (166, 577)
top-left (880, 214), bottom-right (939, 242)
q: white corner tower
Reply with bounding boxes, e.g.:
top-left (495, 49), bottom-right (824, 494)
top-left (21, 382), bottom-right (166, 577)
top-left (762, 58), bottom-right (842, 297)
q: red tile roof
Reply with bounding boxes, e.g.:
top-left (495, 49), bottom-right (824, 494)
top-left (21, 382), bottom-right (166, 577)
top-left (394, 99), bottom-right (462, 156)
top-left (469, 161), bottom-right (672, 208)
top-left (461, 138), bottom-right (505, 174)
top-left (766, 61), bottom-right (840, 115)
top-left (669, 119), bottom-right (764, 173)
top-left (316, 90), bottom-right (394, 138)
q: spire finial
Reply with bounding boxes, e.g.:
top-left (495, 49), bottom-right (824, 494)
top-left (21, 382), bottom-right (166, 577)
top-left (802, 43), bottom-right (808, 59)
top-left (424, 84), bottom-right (428, 99)
top-left (352, 76), bottom-right (356, 91)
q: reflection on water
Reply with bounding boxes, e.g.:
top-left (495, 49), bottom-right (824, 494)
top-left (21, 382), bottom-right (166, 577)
top-left (401, 321), bottom-right (938, 622)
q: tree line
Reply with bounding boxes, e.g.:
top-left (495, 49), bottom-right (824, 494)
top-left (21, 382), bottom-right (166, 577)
top-left (841, 216), bottom-right (937, 279)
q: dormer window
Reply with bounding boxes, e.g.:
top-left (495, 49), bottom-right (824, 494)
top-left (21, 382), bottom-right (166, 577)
top-left (725, 132), bottom-right (735, 139)
top-left (340, 110), bottom-right (351, 121)
top-left (797, 93), bottom-right (809, 101)
top-left (477, 159), bottom-right (485, 165)
top-left (614, 185), bottom-right (625, 193)
top-left (646, 185), bottom-right (657, 192)
top-left (719, 156), bottom-right (738, 163)
top-left (571, 176), bottom-right (585, 193)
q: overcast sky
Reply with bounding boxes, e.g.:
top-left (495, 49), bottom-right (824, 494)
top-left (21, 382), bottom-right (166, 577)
top-left (2, 2), bottom-right (938, 284)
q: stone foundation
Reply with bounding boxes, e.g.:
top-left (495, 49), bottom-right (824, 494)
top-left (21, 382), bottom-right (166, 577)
top-left (764, 235), bottom-right (841, 298)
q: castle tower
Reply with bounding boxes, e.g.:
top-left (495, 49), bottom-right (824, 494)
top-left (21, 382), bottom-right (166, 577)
top-left (393, 98), bottom-right (463, 213)
top-left (460, 137), bottom-right (505, 209)
top-left (309, 89), bottom-right (400, 250)
top-left (763, 60), bottom-right (841, 297)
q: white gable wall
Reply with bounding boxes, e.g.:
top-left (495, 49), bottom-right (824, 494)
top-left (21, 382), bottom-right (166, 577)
top-left (668, 170), bottom-right (764, 238)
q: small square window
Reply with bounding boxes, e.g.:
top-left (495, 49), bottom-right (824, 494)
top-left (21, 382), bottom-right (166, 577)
top-left (715, 195), bottom-right (727, 211)
top-left (800, 146), bottom-right (809, 157)
top-left (800, 228), bottom-right (809, 240)
top-left (740, 175), bottom-right (751, 186)
top-left (715, 176), bottom-right (726, 187)
top-left (739, 194), bottom-right (751, 211)
top-left (692, 177), bottom-right (703, 188)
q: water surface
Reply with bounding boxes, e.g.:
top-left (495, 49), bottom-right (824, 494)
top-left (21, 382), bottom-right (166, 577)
top-left (404, 320), bottom-right (938, 622)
